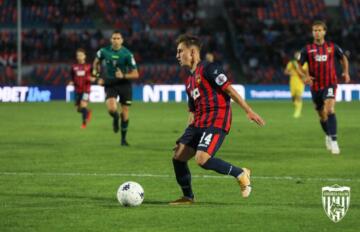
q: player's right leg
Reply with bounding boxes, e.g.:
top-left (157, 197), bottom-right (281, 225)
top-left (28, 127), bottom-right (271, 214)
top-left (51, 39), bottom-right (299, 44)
top-left (324, 98), bottom-right (339, 154)
top-left (106, 97), bottom-right (119, 133)
top-left (105, 86), bottom-right (120, 133)
top-left (74, 93), bottom-right (85, 128)
top-left (170, 127), bottom-right (197, 205)
top-left (312, 90), bottom-right (331, 150)
top-left (118, 86), bottom-right (132, 146)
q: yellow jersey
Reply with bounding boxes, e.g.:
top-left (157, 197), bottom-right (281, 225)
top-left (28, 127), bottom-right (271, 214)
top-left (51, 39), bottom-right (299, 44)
top-left (285, 60), bottom-right (308, 88)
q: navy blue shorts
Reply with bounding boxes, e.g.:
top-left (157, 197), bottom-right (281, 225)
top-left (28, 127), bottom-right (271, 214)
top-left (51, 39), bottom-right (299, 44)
top-left (74, 92), bottom-right (89, 106)
top-left (176, 126), bottom-right (227, 156)
top-left (311, 85), bottom-right (337, 111)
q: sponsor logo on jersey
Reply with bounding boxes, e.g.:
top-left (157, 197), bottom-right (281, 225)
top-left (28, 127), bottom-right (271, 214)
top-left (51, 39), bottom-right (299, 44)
top-left (315, 55), bottom-right (328, 62)
top-left (76, 70), bottom-right (85, 76)
top-left (196, 74), bottom-right (201, 85)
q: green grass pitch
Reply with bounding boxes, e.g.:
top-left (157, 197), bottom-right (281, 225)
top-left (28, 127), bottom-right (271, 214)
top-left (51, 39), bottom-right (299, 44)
top-left (0, 101), bottom-right (359, 232)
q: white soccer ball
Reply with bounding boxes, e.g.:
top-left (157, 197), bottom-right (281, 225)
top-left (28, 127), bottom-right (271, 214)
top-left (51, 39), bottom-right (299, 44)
top-left (117, 181), bottom-right (144, 207)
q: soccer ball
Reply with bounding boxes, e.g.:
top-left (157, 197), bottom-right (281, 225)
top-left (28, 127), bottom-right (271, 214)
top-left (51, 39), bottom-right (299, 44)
top-left (116, 181), bottom-right (144, 207)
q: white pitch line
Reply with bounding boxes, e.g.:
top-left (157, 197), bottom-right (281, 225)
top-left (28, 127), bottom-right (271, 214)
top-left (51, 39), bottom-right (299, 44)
top-left (0, 172), bottom-right (359, 182)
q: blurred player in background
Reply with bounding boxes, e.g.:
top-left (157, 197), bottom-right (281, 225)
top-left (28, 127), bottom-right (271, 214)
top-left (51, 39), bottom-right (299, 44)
top-left (69, 48), bottom-right (93, 129)
top-left (205, 52), bottom-right (215, 63)
top-left (170, 35), bottom-right (265, 205)
top-left (298, 21), bottom-right (350, 154)
top-left (92, 31), bottom-right (139, 146)
top-left (284, 51), bottom-right (308, 118)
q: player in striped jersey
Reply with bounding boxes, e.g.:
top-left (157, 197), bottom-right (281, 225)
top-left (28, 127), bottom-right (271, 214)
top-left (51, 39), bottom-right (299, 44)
top-left (69, 48), bottom-right (93, 129)
top-left (298, 21), bottom-right (351, 155)
top-left (170, 35), bottom-right (265, 205)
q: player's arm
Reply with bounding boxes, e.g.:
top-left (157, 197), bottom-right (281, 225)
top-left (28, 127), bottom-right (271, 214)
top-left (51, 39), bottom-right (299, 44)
top-left (335, 45), bottom-right (351, 83)
top-left (297, 48), bottom-right (314, 85)
top-left (116, 68), bottom-right (139, 80)
top-left (115, 53), bottom-right (139, 80)
top-left (68, 67), bottom-right (74, 85)
top-left (187, 95), bottom-right (195, 125)
top-left (92, 57), bottom-right (101, 77)
top-left (340, 55), bottom-right (350, 83)
top-left (204, 62), bottom-right (264, 126)
top-left (283, 62), bottom-right (291, 76)
top-left (224, 85), bottom-right (265, 126)
top-left (92, 49), bottom-right (104, 85)
top-left (188, 112), bottom-right (194, 125)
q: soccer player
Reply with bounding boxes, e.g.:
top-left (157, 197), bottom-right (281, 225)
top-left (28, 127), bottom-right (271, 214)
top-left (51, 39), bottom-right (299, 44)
top-left (170, 35), bottom-right (265, 205)
top-left (205, 52), bottom-right (215, 63)
top-left (69, 48), bottom-right (92, 129)
top-left (92, 31), bottom-right (139, 146)
top-left (284, 51), bottom-right (308, 118)
top-left (298, 21), bottom-right (351, 154)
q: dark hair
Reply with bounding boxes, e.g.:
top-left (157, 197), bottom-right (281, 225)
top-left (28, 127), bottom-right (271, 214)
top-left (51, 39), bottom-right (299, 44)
top-left (76, 48), bottom-right (86, 54)
top-left (112, 30), bottom-right (122, 36)
top-left (312, 20), bottom-right (327, 31)
top-left (176, 34), bottom-right (202, 50)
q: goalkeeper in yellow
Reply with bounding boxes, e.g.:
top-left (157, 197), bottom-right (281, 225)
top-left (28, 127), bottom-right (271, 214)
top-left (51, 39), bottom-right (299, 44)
top-left (284, 51), bottom-right (308, 118)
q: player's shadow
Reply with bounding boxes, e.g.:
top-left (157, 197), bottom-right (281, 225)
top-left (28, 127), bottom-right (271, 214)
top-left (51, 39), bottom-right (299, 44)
top-left (143, 199), bottom-right (237, 206)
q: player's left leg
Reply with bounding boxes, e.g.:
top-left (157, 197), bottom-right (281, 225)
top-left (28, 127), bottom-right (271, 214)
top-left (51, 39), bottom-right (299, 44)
top-left (79, 99), bottom-right (91, 128)
top-left (119, 85), bottom-right (132, 146)
top-left (120, 104), bottom-right (130, 146)
top-left (194, 129), bottom-right (251, 198)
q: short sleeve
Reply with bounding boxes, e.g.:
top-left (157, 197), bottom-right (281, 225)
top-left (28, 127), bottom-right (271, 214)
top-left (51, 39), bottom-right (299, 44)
top-left (334, 44), bottom-right (345, 59)
top-left (299, 47), bottom-right (308, 64)
top-left (285, 62), bottom-right (292, 72)
top-left (126, 53), bottom-right (137, 70)
top-left (302, 62), bottom-right (308, 72)
top-left (203, 62), bottom-right (230, 91)
top-left (96, 49), bottom-right (103, 60)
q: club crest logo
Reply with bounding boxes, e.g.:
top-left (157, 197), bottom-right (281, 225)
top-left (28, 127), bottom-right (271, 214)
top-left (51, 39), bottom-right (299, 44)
top-left (322, 185), bottom-right (350, 223)
top-left (215, 74), bottom-right (227, 86)
top-left (195, 74), bottom-right (201, 85)
top-left (327, 47), bottom-right (333, 53)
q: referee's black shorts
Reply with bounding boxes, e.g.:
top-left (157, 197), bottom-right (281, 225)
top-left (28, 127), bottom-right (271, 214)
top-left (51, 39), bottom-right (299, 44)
top-left (105, 84), bottom-right (132, 106)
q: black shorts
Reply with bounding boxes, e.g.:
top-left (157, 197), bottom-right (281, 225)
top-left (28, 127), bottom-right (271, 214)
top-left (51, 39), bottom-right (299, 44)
top-left (311, 85), bottom-right (337, 111)
top-left (105, 84), bottom-right (132, 106)
top-left (74, 92), bottom-right (89, 106)
top-left (176, 126), bottom-right (227, 156)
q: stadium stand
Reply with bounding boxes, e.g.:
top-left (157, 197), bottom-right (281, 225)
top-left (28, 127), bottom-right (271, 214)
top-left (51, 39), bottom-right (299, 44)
top-left (0, 0), bottom-right (359, 85)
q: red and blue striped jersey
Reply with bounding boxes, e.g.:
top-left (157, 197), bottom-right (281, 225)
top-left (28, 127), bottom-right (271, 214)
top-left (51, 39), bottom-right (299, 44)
top-left (299, 41), bottom-right (344, 91)
top-left (71, 63), bottom-right (92, 93)
top-left (185, 61), bottom-right (232, 133)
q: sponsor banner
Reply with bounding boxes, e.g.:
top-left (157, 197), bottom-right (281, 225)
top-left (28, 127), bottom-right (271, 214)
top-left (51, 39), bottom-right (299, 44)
top-left (245, 85), bottom-right (312, 100)
top-left (0, 86), bottom-right (65, 102)
top-left (245, 84), bottom-right (360, 101)
top-left (1, 84), bottom-right (359, 102)
top-left (66, 85), bottom-right (245, 103)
